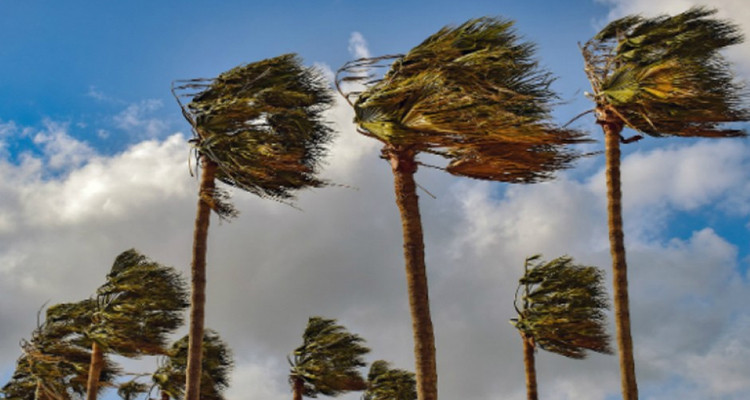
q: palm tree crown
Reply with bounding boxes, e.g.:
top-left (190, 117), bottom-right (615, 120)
top-left (363, 360), bottom-right (417, 400)
top-left (582, 6), bottom-right (749, 137)
top-left (289, 317), bottom-right (370, 399)
top-left (174, 53), bottom-right (335, 205)
top-left (512, 255), bottom-right (612, 358)
top-left (338, 17), bottom-right (589, 182)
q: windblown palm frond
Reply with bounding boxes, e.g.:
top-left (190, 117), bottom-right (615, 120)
top-left (582, 6), bottom-right (749, 137)
top-left (338, 17), bottom-right (590, 183)
top-left (363, 360), bottom-right (416, 400)
top-left (512, 255), bottom-right (612, 359)
top-left (173, 53), bottom-right (335, 204)
top-left (289, 317), bottom-right (370, 398)
top-left (152, 330), bottom-right (234, 400)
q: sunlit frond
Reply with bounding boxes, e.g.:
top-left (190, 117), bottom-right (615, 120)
top-left (582, 6), bottom-right (749, 137)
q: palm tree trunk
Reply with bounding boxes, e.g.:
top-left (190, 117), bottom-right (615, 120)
top-left (292, 376), bottom-right (304, 400)
top-left (600, 111), bottom-right (638, 400)
top-left (185, 157), bottom-right (218, 400)
top-left (86, 341), bottom-right (104, 400)
top-left (386, 146), bottom-right (438, 400)
top-left (521, 333), bottom-right (538, 400)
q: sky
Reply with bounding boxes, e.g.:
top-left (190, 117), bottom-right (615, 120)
top-left (1, 0), bottom-right (749, 399)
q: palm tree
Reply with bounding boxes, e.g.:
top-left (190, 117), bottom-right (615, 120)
top-left (510, 255), bottom-right (612, 400)
top-left (288, 317), bottom-right (370, 400)
top-left (1, 302), bottom-right (118, 400)
top-left (84, 249), bottom-right (189, 400)
top-left (363, 360), bottom-right (416, 400)
top-left (580, 8), bottom-right (749, 399)
top-left (151, 330), bottom-right (234, 400)
top-left (336, 17), bottom-right (589, 400)
top-left (172, 54), bottom-right (334, 400)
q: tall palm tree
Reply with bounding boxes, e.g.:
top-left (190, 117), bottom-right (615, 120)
top-left (152, 330), bottom-right (234, 400)
top-left (580, 8), bottom-right (749, 399)
top-left (336, 17), bottom-right (589, 400)
top-left (288, 317), bottom-right (370, 400)
top-left (510, 255), bottom-right (612, 400)
top-left (84, 249), bottom-right (189, 400)
top-left (363, 360), bottom-right (416, 400)
top-left (172, 54), bottom-right (334, 400)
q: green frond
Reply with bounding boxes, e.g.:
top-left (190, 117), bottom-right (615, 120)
top-left (582, 6), bottom-right (749, 137)
top-left (338, 16), bottom-right (590, 183)
top-left (174, 54), bottom-right (335, 204)
top-left (363, 360), bottom-right (417, 400)
top-left (512, 255), bottom-right (613, 359)
top-left (289, 317), bottom-right (370, 398)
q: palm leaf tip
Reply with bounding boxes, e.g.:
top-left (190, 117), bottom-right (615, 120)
top-left (583, 6), bottom-right (750, 137)
top-left (173, 53), bottom-right (336, 203)
top-left (338, 16), bottom-right (591, 182)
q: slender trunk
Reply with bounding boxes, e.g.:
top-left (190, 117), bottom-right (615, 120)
top-left (86, 342), bottom-right (104, 400)
top-left (600, 110), bottom-right (638, 400)
top-left (521, 333), bottom-right (538, 400)
top-left (292, 376), bottom-right (304, 400)
top-left (386, 146), bottom-right (438, 400)
top-left (185, 157), bottom-right (218, 400)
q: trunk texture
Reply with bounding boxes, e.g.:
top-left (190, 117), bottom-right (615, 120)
top-left (185, 158), bottom-right (218, 400)
top-left (601, 111), bottom-right (638, 400)
top-left (292, 376), bottom-right (304, 400)
top-left (85, 342), bottom-right (104, 400)
top-left (521, 333), bottom-right (538, 400)
top-left (387, 146), bottom-right (438, 400)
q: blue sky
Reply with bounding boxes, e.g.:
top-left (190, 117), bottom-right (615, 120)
top-left (1, 1), bottom-right (749, 399)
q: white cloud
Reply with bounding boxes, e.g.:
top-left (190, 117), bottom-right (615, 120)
top-left (113, 99), bottom-right (169, 138)
top-left (32, 120), bottom-right (96, 171)
top-left (348, 31), bottom-right (371, 59)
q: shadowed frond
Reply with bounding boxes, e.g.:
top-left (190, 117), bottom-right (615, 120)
top-left (337, 17), bottom-right (590, 183)
top-left (289, 317), bottom-right (370, 398)
top-left (363, 360), bottom-right (416, 400)
top-left (173, 54), bottom-right (335, 204)
top-left (512, 255), bottom-right (612, 359)
top-left (582, 6), bottom-right (749, 137)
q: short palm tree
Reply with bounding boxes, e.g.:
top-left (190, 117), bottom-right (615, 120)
top-left (337, 17), bottom-right (589, 400)
top-left (117, 380), bottom-right (149, 400)
top-left (2, 302), bottom-right (118, 400)
top-left (84, 249), bottom-right (189, 400)
top-left (172, 54), bottom-right (334, 400)
top-left (288, 317), bottom-right (370, 400)
top-left (363, 360), bottom-right (416, 400)
top-left (511, 255), bottom-right (612, 400)
top-left (151, 330), bottom-right (234, 400)
top-left (580, 7), bottom-right (749, 399)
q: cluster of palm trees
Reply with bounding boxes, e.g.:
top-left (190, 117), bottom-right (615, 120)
top-left (1, 250), bottom-right (233, 400)
top-left (2, 6), bottom-right (748, 400)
